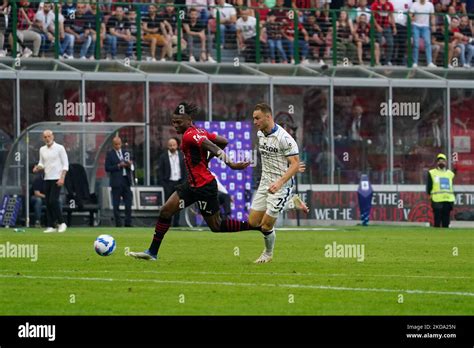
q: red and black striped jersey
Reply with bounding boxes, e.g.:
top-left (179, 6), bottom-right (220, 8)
top-left (181, 126), bottom-right (218, 188)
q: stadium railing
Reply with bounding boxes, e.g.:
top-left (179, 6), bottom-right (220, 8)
top-left (5, 0), bottom-right (474, 68)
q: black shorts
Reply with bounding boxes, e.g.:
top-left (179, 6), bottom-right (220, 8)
top-left (176, 179), bottom-right (219, 216)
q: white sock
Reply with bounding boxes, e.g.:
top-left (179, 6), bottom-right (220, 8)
top-left (263, 229), bottom-right (275, 255)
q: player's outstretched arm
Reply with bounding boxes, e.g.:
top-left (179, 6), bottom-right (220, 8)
top-left (201, 138), bottom-right (250, 170)
top-left (207, 135), bottom-right (229, 161)
top-left (212, 135), bottom-right (229, 150)
top-left (268, 155), bottom-right (300, 193)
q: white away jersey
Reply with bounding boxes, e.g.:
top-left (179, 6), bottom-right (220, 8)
top-left (257, 124), bottom-right (299, 187)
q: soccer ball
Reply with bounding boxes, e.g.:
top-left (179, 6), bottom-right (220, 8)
top-left (94, 235), bottom-right (116, 256)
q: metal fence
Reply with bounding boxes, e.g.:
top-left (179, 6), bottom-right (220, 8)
top-left (3, 0), bottom-right (474, 68)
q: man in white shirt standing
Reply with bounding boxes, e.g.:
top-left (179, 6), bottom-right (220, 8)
top-left (410, 0), bottom-right (437, 68)
top-left (33, 130), bottom-right (69, 233)
top-left (157, 137), bottom-right (185, 226)
top-left (391, 0), bottom-right (411, 65)
top-left (236, 8), bottom-right (257, 62)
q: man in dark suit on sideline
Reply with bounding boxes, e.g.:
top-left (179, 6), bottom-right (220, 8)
top-left (157, 137), bottom-right (185, 226)
top-left (105, 136), bottom-right (133, 227)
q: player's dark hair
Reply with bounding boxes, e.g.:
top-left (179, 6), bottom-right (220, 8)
top-left (174, 102), bottom-right (199, 119)
top-left (254, 103), bottom-right (272, 115)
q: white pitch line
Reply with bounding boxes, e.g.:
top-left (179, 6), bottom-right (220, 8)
top-left (0, 274), bottom-right (473, 297)
top-left (277, 228), bottom-right (338, 231)
top-left (1, 269), bottom-right (471, 280)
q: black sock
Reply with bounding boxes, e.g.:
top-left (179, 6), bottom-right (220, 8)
top-left (148, 217), bottom-right (171, 255)
top-left (219, 219), bottom-right (261, 232)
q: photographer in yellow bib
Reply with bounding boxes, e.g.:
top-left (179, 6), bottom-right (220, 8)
top-left (426, 154), bottom-right (456, 228)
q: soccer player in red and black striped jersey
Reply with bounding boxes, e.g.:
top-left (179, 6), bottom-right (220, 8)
top-left (129, 102), bottom-right (261, 261)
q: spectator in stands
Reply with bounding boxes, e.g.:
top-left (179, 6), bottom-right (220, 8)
top-left (356, 0), bottom-right (371, 21)
top-left (264, 10), bottom-right (288, 63)
top-left (315, 8), bottom-right (332, 58)
top-left (459, 15), bottom-right (474, 66)
top-left (106, 6), bottom-right (134, 59)
top-left (186, 0), bottom-right (214, 26)
top-left (9, 0), bottom-right (41, 57)
top-left (447, 5), bottom-right (457, 23)
top-left (184, 7), bottom-right (216, 62)
top-left (213, 0), bottom-right (237, 49)
top-left (62, 0), bottom-right (76, 19)
top-left (162, 0), bottom-right (187, 57)
top-left (251, 0), bottom-right (270, 23)
top-left (157, 137), bottom-right (185, 227)
top-left (304, 11), bottom-right (326, 65)
top-left (88, 1), bottom-right (106, 59)
top-left (282, 14), bottom-right (309, 63)
top-left (391, 0), bottom-right (410, 65)
top-left (371, 0), bottom-right (396, 65)
top-left (236, 7), bottom-right (258, 62)
top-left (35, 3), bottom-right (75, 59)
top-left (342, 0), bottom-right (358, 22)
top-left (142, 4), bottom-right (172, 61)
top-left (235, 0), bottom-right (253, 18)
top-left (0, 5), bottom-right (6, 56)
top-left (336, 10), bottom-right (356, 64)
top-left (273, 0), bottom-right (289, 22)
top-left (410, 0), bottom-right (437, 68)
top-left (65, 2), bottom-right (95, 59)
top-left (354, 13), bottom-right (381, 65)
top-left (31, 2), bottom-right (56, 56)
top-left (449, 16), bottom-right (471, 67)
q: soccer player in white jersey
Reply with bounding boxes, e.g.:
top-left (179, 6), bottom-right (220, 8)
top-left (249, 103), bottom-right (302, 263)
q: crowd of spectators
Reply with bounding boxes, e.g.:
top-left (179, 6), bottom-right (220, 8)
top-left (0, 0), bottom-right (473, 67)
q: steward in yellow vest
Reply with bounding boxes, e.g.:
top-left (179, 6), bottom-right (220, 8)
top-left (426, 153), bottom-right (456, 228)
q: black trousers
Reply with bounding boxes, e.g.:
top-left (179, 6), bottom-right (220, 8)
top-left (163, 179), bottom-right (183, 226)
top-left (395, 24), bottom-right (407, 66)
top-left (44, 180), bottom-right (64, 227)
top-left (111, 176), bottom-right (133, 227)
top-left (431, 201), bottom-right (454, 228)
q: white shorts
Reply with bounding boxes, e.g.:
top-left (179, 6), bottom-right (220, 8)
top-left (250, 184), bottom-right (294, 218)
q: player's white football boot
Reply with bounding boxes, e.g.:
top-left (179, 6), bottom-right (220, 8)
top-left (291, 195), bottom-right (309, 213)
top-left (254, 251), bottom-right (273, 264)
top-left (129, 250), bottom-right (157, 261)
top-left (43, 227), bottom-right (57, 233)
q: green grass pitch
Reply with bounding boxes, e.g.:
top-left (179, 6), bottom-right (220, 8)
top-left (0, 226), bottom-right (473, 315)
